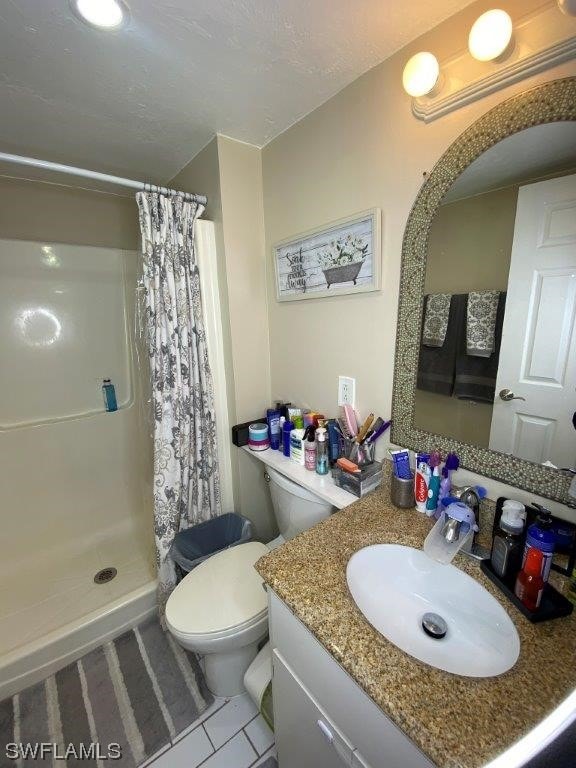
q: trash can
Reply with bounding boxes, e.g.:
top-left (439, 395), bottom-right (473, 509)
top-left (171, 512), bottom-right (253, 580)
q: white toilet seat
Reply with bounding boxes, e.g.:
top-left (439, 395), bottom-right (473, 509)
top-left (166, 540), bottom-right (269, 641)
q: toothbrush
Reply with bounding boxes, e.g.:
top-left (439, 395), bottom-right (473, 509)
top-left (362, 416), bottom-right (383, 443)
top-left (444, 451), bottom-right (460, 478)
top-left (440, 452), bottom-right (460, 505)
top-left (366, 419), bottom-right (391, 445)
top-left (438, 466), bottom-right (451, 508)
top-left (425, 451), bottom-right (442, 515)
top-left (355, 413), bottom-right (374, 444)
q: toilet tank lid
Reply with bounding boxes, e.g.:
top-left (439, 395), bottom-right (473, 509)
top-left (166, 541), bottom-right (269, 635)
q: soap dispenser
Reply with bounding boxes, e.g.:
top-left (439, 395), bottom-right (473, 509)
top-left (490, 507), bottom-right (525, 581)
top-left (423, 502), bottom-right (479, 564)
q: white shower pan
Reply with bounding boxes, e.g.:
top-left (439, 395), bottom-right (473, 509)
top-left (0, 556), bottom-right (156, 700)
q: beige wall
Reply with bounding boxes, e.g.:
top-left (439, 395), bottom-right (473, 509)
top-left (425, 186), bottom-right (517, 295)
top-left (171, 137), bottom-right (276, 540)
top-left (416, 185), bottom-right (518, 445)
top-left (0, 176), bottom-right (139, 249)
top-left (261, 0), bottom-right (576, 500)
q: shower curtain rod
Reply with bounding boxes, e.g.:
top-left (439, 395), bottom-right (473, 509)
top-left (0, 152), bottom-right (207, 206)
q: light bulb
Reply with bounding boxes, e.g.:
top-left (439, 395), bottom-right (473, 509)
top-left (402, 52), bottom-right (440, 98)
top-left (72, 0), bottom-right (127, 29)
top-left (468, 10), bottom-right (513, 62)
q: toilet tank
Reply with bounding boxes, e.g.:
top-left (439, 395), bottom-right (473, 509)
top-left (265, 467), bottom-right (333, 541)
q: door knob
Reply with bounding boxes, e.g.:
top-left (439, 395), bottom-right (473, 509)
top-left (499, 388), bottom-right (526, 402)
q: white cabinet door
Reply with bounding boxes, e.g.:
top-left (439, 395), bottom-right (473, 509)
top-left (273, 649), bottom-right (364, 768)
top-left (489, 173), bottom-right (576, 466)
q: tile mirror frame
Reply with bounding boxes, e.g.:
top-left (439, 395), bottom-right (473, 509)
top-left (391, 76), bottom-right (576, 505)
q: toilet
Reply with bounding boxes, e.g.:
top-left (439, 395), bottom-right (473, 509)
top-left (165, 466), bottom-right (333, 696)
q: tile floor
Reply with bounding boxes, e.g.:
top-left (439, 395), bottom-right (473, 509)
top-left (143, 693), bottom-right (276, 768)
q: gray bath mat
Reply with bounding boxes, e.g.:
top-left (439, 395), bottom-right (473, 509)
top-left (0, 616), bottom-right (213, 766)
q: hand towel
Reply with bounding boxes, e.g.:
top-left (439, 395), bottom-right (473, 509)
top-left (422, 293), bottom-right (452, 348)
top-left (466, 290), bottom-right (501, 357)
top-left (417, 294), bottom-right (466, 396)
top-left (454, 292), bottom-right (507, 403)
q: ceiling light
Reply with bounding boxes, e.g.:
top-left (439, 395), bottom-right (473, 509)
top-left (402, 52), bottom-right (440, 98)
top-left (468, 10), bottom-right (513, 62)
top-left (72, 0), bottom-right (127, 29)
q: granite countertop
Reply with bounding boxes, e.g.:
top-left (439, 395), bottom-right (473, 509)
top-left (255, 473), bottom-right (576, 768)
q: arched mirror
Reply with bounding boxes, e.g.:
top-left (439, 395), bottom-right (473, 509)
top-left (392, 76), bottom-right (576, 504)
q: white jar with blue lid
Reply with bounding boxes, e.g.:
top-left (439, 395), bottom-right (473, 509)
top-left (248, 423), bottom-right (269, 451)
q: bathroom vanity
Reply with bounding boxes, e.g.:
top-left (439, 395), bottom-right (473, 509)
top-left (256, 476), bottom-right (576, 768)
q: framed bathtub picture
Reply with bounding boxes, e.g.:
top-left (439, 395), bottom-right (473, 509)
top-left (273, 208), bottom-right (381, 302)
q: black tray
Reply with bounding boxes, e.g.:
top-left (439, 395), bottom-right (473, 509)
top-left (480, 559), bottom-right (573, 623)
top-left (493, 496), bottom-right (576, 577)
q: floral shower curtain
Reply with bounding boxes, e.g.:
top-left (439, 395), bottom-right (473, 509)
top-left (137, 191), bottom-right (221, 615)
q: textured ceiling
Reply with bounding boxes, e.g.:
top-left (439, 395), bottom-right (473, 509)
top-left (0, 0), bottom-right (474, 182)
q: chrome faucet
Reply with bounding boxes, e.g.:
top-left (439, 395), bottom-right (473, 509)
top-left (450, 486), bottom-right (490, 561)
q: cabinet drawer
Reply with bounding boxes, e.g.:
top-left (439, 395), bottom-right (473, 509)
top-left (269, 590), bottom-right (434, 768)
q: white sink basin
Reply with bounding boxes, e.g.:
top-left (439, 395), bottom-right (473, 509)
top-left (346, 544), bottom-right (520, 677)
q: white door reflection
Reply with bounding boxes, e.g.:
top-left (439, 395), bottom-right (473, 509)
top-left (15, 307), bottom-right (62, 348)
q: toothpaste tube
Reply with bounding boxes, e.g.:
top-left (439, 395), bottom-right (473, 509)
top-left (391, 449), bottom-right (412, 480)
top-left (414, 452), bottom-right (431, 513)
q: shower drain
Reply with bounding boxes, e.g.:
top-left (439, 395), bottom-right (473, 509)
top-left (94, 567), bottom-right (118, 585)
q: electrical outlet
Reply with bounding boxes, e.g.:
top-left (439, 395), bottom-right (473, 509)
top-left (338, 376), bottom-right (356, 407)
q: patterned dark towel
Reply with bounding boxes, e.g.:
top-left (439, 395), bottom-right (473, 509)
top-left (466, 290), bottom-right (501, 357)
top-left (455, 292), bottom-right (507, 403)
top-left (417, 294), bottom-right (465, 396)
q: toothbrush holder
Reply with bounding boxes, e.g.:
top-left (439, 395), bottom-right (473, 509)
top-left (348, 441), bottom-right (375, 468)
top-left (390, 474), bottom-right (415, 509)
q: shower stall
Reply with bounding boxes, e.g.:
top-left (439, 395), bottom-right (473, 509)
top-left (0, 219), bottom-right (232, 700)
top-left (0, 237), bottom-right (156, 699)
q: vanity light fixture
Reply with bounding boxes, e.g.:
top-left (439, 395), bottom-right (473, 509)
top-left (402, 52), bottom-right (440, 98)
top-left (71, 0), bottom-right (127, 30)
top-left (405, 4), bottom-right (576, 122)
top-left (468, 9), bottom-right (513, 62)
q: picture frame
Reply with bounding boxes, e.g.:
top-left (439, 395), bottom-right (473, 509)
top-left (273, 208), bottom-right (381, 302)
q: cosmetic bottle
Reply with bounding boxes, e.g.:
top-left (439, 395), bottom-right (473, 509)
top-left (266, 408), bottom-right (281, 450)
top-left (523, 505), bottom-right (555, 583)
top-left (316, 428), bottom-right (329, 475)
top-left (304, 427), bottom-right (317, 471)
top-left (102, 378), bottom-right (118, 412)
top-left (282, 420), bottom-right (294, 457)
top-left (490, 507), bottom-right (524, 580)
top-left (515, 547), bottom-right (545, 612)
top-left (290, 428), bottom-right (306, 465)
top-left (327, 420), bottom-right (340, 465)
